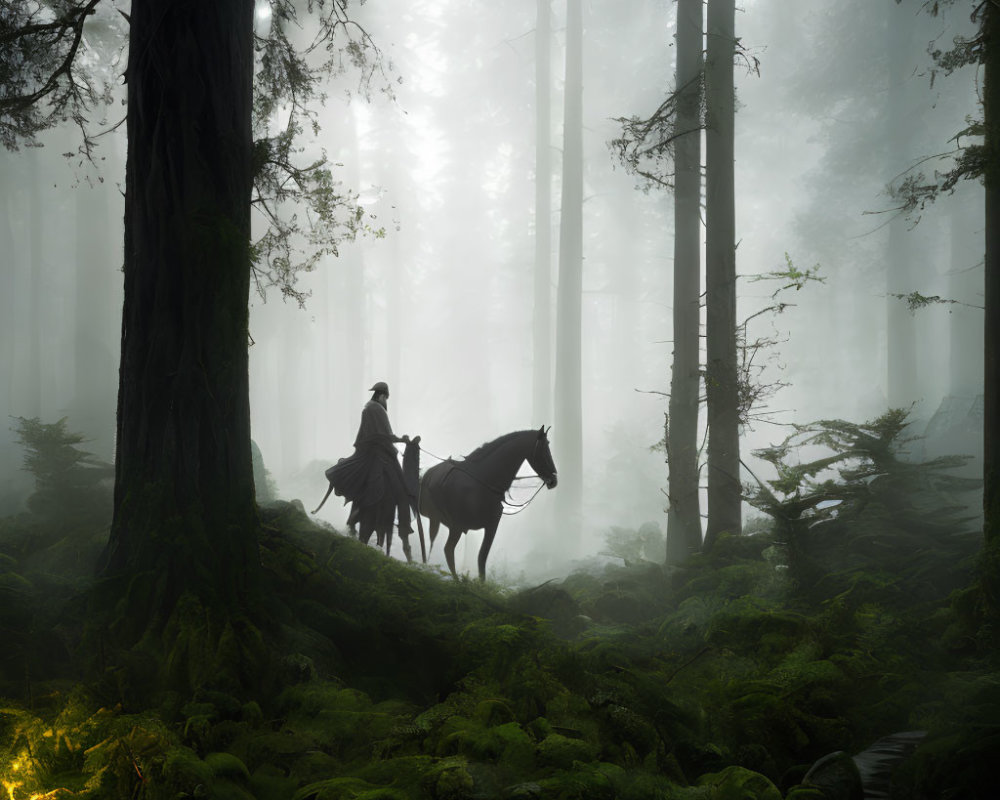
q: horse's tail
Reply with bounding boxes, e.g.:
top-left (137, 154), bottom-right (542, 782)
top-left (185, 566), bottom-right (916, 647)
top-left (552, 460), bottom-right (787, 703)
top-left (311, 480), bottom-right (335, 514)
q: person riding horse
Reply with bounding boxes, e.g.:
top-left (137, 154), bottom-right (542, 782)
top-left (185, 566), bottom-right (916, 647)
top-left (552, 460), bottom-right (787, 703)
top-left (312, 382), bottom-right (419, 544)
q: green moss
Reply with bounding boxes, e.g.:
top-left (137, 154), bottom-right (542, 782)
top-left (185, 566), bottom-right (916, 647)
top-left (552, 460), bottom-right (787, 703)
top-left (537, 732), bottom-right (598, 769)
top-left (206, 750), bottom-right (251, 781)
top-left (163, 745), bottom-right (213, 788)
top-left (425, 756), bottom-right (475, 800)
top-left (292, 775), bottom-right (381, 800)
top-left (695, 765), bottom-right (782, 799)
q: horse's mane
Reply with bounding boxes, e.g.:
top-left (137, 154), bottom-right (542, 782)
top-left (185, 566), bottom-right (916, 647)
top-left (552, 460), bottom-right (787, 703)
top-left (463, 429), bottom-right (535, 462)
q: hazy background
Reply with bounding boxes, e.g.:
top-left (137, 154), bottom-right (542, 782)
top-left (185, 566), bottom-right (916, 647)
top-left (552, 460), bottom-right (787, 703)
top-left (0, 0), bottom-right (984, 581)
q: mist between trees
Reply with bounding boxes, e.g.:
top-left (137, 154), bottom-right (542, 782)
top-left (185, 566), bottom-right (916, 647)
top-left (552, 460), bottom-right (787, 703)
top-left (0, 0), bottom-right (988, 579)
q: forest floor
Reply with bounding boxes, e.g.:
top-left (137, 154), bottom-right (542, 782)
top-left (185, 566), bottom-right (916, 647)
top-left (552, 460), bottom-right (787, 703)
top-left (0, 493), bottom-right (997, 800)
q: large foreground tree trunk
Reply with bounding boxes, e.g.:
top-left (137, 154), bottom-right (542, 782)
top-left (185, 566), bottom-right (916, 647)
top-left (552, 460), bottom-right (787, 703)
top-left (666, 0), bottom-right (704, 564)
top-left (103, 0), bottom-right (259, 628)
top-left (703, 0), bottom-right (741, 551)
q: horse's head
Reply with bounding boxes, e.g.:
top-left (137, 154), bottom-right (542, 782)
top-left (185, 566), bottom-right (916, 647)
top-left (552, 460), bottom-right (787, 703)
top-left (529, 426), bottom-right (558, 489)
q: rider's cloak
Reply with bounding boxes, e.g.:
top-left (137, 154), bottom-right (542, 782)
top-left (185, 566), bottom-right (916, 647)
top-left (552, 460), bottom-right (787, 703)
top-left (325, 400), bottom-right (412, 534)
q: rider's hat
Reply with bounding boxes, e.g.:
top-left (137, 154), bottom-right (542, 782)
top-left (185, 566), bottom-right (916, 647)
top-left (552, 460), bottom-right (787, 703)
top-left (369, 381), bottom-right (389, 395)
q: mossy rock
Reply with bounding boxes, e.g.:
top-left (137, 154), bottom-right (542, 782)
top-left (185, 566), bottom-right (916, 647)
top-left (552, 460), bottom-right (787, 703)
top-left (357, 755), bottom-right (436, 789)
top-left (475, 698), bottom-right (517, 727)
top-left (695, 765), bottom-right (782, 800)
top-left (250, 765), bottom-right (298, 800)
top-left (292, 776), bottom-right (383, 800)
top-left (288, 749), bottom-right (341, 784)
top-left (784, 788), bottom-right (827, 800)
top-left (426, 757), bottom-right (475, 800)
top-left (537, 732), bottom-right (598, 769)
top-left (801, 751), bottom-right (862, 800)
top-left (205, 751), bottom-right (251, 782)
top-left (162, 745), bottom-right (213, 790)
top-left (534, 763), bottom-right (615, 800)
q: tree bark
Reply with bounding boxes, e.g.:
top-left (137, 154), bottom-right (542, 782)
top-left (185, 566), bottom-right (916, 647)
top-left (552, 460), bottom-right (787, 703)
top-left (666, 0), bottom-right (704, 564)
top-left (533, 0), bottom-right (553, 427)
top-left (886, 0), bottom-right (920, 409)
top-left (982, 0), bottom-right (1000, 600)
top-left (554, 0), bottom-right (584, 540)
top-left (948, 192), bottom-right (983, 401)
top-left (25, 147), bottom-right (44, 418)
top-left (703, 0), bottom-right (741, 551)
top-left (104, 0), bottom-right (259, 625)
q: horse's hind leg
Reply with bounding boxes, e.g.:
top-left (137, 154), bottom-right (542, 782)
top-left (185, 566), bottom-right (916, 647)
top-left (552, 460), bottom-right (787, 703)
top-left (428, 517), bottom-right (441, 554)
top-left (443, 528), bottom-right (463, 579)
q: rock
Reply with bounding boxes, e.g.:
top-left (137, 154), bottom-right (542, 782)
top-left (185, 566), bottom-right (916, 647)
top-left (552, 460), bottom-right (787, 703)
top-left (801, 750), bottom-right (863, 800)
top-left (695, 765), bottom-right (782, 799)
top-left (851, 730), bottom-right (926, 800)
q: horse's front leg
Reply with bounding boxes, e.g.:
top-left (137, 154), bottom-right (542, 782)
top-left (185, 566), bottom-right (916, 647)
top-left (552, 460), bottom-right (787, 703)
top-left (444, 527), bottom-right (463, 579)
top-left (477, 515), bottom-right (502, 582)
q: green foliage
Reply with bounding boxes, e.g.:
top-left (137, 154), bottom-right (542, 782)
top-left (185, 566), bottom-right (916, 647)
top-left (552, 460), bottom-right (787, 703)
top-left (0, 465), bottom-right (994, 796)
top-left (884, 2), bottom-right (985, 219)
top-left (746, 409), bottom-right (981, 603)
top-left (746, 252), bottom-right (825, 299)
top-left (0, 0), bottom-right (118, 150)
top-left (249, 0), bottom-right (392, 305)
top-left (601, 524), bottom-right (665, 566)
top-left (12, 416), bottom-right (113, 529)
top-left (890, 290), bottom-right (978, 313)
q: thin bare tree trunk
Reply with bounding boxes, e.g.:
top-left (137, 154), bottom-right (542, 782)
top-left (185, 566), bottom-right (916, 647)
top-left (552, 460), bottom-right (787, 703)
top-left (703, 0), bottom-right (741, 551)
top-left (666, 0), bottom-right (704, 563)
top-left (533, 0), bottom-right (553, 427)
top-left (554, 0), bottom-right (584, 539)
top-left (886, 1), bottom-right (919, 409)
top-left (982, 0), bottom-right (1000, 596)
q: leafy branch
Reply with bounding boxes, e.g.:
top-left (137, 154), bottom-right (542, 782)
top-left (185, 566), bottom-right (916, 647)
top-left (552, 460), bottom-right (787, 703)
top-left (890, 290), bottom-right (983, 313)
top-left (0, 0), bottom-right (116, 151)
top-left (250, 0), bottom-right (393, 303)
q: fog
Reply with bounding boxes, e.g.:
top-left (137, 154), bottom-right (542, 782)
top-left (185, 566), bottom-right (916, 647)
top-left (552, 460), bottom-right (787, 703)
top-left (0, 0), bottom-right (984, 581)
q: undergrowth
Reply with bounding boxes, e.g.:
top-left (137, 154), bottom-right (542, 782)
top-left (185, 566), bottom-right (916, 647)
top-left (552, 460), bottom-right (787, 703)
top-left (0, 413), bottom-right (996, 799)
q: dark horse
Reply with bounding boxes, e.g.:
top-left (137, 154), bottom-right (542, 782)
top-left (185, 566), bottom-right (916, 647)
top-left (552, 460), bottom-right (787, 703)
top-left (419, 426), bottom-right (557, 580)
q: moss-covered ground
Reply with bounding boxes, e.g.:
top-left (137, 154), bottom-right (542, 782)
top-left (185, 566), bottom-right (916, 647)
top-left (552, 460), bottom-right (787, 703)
top-left (1, 490), bottom-right (997, 799)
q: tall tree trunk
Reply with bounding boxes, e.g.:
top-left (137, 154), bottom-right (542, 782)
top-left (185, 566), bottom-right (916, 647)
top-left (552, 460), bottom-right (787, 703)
top-left (554, 0), bottom-right (584, 540)
top-left (982, 0), bottom-right (1000, 601)
top-left (703, 0), bottom-right (741, 551)
top-left (886, 0), bottom-right (919, 409)
top-left (0, 154), bottom-right (20, 417)
top-left (335, 111), bottom-right (367, 447)
top-left (25, 147), bottom-right (44, 418)
top-left (666, 0), bottom-right (704, 564)
top-left (104, 0), bottom-right (258, 629)
top-left (533, 0), bottom-right (553, 427)
top-left (948, 193), bottom-right (983, 401)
